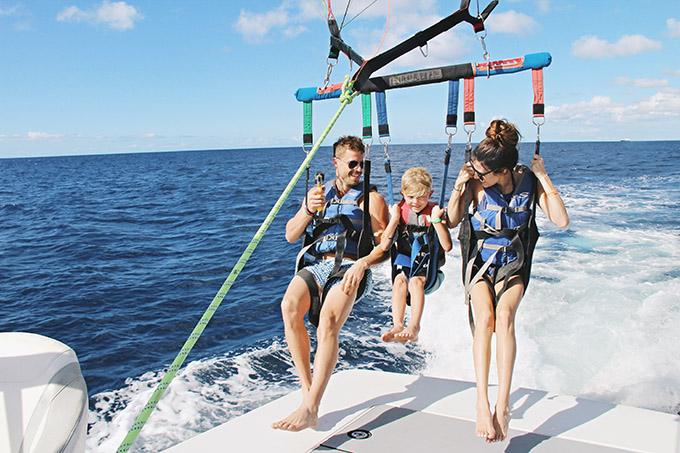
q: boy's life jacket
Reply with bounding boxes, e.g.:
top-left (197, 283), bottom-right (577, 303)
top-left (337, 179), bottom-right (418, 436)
top-left (295, 180), bottom-right (375, 326)
top-left (458, 164), bottom-right (540, 330)
top-left (391, 199), bottom-right (446, 295)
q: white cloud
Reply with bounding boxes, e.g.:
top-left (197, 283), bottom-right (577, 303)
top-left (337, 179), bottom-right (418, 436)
top-left (571, 34), bottom-right (662, 59)
top-left (612, 77), bottom-right (668, 88)
top-left (57, 1), bottom-right (143, 31)
top-left (235, 6), bottom-right (292, 43)
top-left (668, 18), bottom-right (680, 37)
top-left (535, 0), bottom-right (551, 12)
top-left (1, 5), bottom-right (34, 30)
top-left (235, 1), bottom-right (319, 44)
top-left (0, 6), bottom-right (18, 16)
top-left (343, 1), bottom-right (472, 70)
top-left (28, 131), bottom-right (64, 141)
top-left (546, 88), bottom-right (680, 124)
top-left (234, 0), bottom-right (491, 67)
top-left (486, 11), bottom-right (540, 36)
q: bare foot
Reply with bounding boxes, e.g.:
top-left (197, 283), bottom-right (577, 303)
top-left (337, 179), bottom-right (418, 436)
top-left (271, 405), bottom-right (318, 431)
top-left (492, 405), bottom-right (511, 442)
top-left (381, 326), bottom-right (405, 343)
top-left (396, 325), bottom-right (420, 342)
top-left (476, 405), bottom-right (495, 442)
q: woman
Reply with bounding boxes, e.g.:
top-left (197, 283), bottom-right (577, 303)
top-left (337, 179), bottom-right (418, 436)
top-left (447, 119), bottom-right (569, 442)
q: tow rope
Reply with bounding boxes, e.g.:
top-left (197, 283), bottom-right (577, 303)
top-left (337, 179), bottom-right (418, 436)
top-left (116, 76), bottom-right (359, 453)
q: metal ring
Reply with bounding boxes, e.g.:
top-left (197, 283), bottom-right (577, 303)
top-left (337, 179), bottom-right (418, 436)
top-left (532, 116), bottom-right (546, 127)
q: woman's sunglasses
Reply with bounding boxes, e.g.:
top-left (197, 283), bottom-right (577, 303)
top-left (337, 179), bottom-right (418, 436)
top-left (470, 161), bottom-right (496, 181)
top-left (336, 157), bottom-right (365, 169)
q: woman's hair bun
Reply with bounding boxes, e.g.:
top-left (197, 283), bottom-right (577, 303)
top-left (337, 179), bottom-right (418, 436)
top-left (486, 119), bottom-right (519, 149)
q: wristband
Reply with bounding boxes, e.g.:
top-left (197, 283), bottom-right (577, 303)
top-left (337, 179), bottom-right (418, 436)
top-left (426, 215), bottom-right (442, 224)
top-left (546, 190), bottom-right (559, 197)
top-left (453, 185), bottom-right (464, 192)
top-left (303, 206), bottom-right (314, 217)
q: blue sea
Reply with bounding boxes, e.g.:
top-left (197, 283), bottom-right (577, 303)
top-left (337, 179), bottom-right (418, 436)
top-left (1, 141), bottom-right (679, 451)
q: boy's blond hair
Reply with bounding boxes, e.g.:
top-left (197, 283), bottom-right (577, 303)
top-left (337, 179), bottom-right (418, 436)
top-left (401, 167), bottom-right (432, 197)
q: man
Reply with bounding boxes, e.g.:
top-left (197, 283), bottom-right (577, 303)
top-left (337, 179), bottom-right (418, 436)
top-left (272, 135), bottom-right (389, 431)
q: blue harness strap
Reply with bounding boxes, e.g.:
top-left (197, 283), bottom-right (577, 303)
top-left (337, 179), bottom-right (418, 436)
top-left (375, 91), bottom-right (395, 206)
top-left (391, 202), bottom-right (446, 296)
top-left (446, 79), bottom-right (459, 130)
top-left (375, 91), bottom-right (390, 139)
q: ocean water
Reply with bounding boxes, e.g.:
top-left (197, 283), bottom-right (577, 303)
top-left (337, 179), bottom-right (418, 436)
top-left (1, 141), bottom-right (679, 452)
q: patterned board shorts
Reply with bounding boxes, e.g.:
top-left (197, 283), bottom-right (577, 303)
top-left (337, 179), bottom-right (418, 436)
top-left (304, 259), bottom-right (374, 303)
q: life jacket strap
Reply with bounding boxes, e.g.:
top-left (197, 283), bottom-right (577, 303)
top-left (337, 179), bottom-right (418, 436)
top-left (463, 239), bottom-right (501, 305)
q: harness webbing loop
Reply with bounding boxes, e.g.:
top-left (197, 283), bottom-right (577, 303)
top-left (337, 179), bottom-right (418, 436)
top-left (532, 68), bottom-right (545, 155)
top-left (374, 91), bottom-right (394, 205)
top-left (361, 93), bottom-right (372, 142)
top-left (303, 101), bottom-right (313, 151)
top-left (375, 91), bottom-right (390, 141)
top-left (532, 68), bottom-right (545, 120)
top-left (116, 76), bottom-right (358, 453)
top-left (463, 77), bottom-right (475, 131)
top-left (446, 79), bottom-right (460, 131)
top-left (440, 80), bottom-right (459, 207)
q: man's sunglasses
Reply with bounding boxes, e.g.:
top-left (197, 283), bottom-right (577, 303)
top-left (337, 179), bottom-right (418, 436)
top-left (336, 157), bottom-right (365, 169)
top-left (470, 161), bottom-right (496, 181)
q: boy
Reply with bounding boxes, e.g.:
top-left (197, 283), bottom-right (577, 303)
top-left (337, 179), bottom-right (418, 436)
top-left (380, 167), bottom-right (452, 343)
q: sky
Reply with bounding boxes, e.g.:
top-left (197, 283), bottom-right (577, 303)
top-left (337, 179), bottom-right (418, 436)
top-left (1, 0), bottom-right (679, 158)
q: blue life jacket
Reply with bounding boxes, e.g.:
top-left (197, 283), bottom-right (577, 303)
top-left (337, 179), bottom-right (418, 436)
top-left (391, 200), bottom-right (446, 295)
top-left (470, 168), bottom-right (535, 266)
top-left (296, 180), bottom-right (372, 272)
top-left (458, 165), bottom-right (540, 331)
top-left (311, 182), bottom-right (365, 257)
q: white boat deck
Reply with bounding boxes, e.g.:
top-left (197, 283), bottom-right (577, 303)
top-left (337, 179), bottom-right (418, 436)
top-left (164, 369), bottom-right (680, 452)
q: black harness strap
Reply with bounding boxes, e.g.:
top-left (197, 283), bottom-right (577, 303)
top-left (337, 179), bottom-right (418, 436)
top-left (298, 269), bottom-right (322, 327)
top-left (296, 182), bottom-right (376, 328)
top-left (353, 1), bottom-right (497, 92)
top-left (298, 264), bottom-right (369, 328)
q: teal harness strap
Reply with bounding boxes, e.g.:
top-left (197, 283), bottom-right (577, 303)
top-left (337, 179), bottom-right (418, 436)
top-left (303, 101), bottom-right (313, 149)
top-left (361, 93), bottom-right (372, 142)
top-left (116, 78), bottom-right (359, 453)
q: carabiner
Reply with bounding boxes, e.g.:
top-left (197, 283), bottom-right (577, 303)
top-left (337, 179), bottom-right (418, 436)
top-left (323, 57), bottom-right (338, 89)
top-left (419, 42), bottom-right (429, 58)
top-left (476, 31), bottom-right (491, 78)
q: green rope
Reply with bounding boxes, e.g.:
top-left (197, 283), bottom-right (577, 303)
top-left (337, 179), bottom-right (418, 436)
top-left (116, 77), bottom-right (358, 453)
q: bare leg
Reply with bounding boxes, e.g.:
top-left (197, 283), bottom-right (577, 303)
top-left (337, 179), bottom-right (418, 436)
top-left (277, 276), bottom-right (314, 394)
top-left (397, 276), bottom-right (426, 342)
top-left (492, 276), bottom-right (524, 442)
top-left (470, 280), bottom-right (496, 442)
top-left (272, 284), bottom-right (357, 431)
top-left (382, 274), bottom-right (407, 343)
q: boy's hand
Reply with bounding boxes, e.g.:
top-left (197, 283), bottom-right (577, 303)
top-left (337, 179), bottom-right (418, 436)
top-left (431, 205), bottom-right (444, 223)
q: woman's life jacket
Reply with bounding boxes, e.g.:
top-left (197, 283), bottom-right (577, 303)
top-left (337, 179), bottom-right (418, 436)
top-left (458, 165), bottom-right (540, 331)
top-left (470, 167), bottom-right (535, 267)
